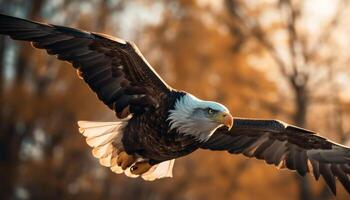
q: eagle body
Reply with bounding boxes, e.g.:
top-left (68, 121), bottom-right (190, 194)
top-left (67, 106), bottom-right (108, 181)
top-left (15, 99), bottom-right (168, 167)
top-left (122, 91), bottom-right (201, 164)
top-left (1, 14), bottom-right (350, 195)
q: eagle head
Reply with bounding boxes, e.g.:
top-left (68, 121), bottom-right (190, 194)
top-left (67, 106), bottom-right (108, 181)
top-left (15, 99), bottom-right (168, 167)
top-left (168, 93), bottom-right (233, 142)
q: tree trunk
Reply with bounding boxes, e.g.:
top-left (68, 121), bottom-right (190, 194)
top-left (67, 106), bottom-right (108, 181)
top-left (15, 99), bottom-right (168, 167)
top-left (292, 83), bottom-right (313, 200)
top-left (0, 1), bottom-right (45, 198)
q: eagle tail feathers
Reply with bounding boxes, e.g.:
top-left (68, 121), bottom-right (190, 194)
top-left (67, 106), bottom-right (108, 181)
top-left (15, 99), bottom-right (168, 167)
top-left (78, 120), bottom-right (127, 173)
top-left (77, 120), bottom-right (175, 181)
top-left (141, 159), bottom-right (175, 181)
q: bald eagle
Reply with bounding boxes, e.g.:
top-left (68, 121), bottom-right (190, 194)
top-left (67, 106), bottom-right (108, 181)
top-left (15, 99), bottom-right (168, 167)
top-left (1, 14), bottom-right (350, 195)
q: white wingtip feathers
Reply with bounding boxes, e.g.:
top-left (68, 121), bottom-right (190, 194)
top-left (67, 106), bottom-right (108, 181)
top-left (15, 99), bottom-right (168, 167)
top-left (77, 120), bottom-right (175, 181)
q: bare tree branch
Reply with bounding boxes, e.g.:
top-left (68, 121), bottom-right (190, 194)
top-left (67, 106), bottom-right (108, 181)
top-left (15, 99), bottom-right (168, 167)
top-left (224, 0), bottom-right (289, 77)
top-left (305, 0), bottom-right (348, 63)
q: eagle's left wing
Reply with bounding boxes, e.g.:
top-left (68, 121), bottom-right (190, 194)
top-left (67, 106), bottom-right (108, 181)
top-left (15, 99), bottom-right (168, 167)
top-left (200, 118), bottom-right (350, 194)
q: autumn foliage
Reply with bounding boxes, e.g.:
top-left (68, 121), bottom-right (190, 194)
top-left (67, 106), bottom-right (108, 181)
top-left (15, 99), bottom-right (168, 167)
top-left (0, 0), bottom-right (349, 199)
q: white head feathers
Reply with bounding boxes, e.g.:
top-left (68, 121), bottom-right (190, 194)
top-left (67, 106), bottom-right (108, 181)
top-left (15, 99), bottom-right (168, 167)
top-left (167, 93), bottom-right (229, 142)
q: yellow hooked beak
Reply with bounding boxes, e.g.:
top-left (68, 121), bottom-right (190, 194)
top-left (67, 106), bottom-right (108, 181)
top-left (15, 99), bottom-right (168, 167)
top-left (215, 112), bottom-right (233, 130)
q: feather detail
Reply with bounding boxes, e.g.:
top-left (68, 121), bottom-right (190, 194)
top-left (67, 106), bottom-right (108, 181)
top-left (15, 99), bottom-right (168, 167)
top-left (110, 164), bottom-right (123, 174)
top-left (141, 159), bottom-right (175, 181)
top-left (92, 143), bottom-right (114, 158)
top-left (78, 120), bottom-right (127, 170)
top-left (99, 153), bottom-right (113, 167)
top-left (78, 120), bottom-right (174, 180)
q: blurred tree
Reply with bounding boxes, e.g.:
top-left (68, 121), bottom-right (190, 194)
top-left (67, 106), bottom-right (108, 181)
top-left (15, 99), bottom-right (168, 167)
top-left (223, 0), bottom-right (350, 199)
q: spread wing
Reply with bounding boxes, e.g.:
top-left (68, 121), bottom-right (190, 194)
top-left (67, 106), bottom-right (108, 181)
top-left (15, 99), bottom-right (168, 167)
top-left (0, 14), bottom-right (172, 118)
top-left (201, 118), bottom-right (350, 195)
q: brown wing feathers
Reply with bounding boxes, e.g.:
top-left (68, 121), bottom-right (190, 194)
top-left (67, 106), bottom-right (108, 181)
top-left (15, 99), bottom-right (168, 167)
top-left (0, 14), bottom-right (170, 118)
top-left (201, 118), bottom-right (350, 194)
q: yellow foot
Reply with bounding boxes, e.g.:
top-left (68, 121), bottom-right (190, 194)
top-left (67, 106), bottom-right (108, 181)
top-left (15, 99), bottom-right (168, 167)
top-left (117, 151), bottom-right (136, 170)
top-left (130, 161), bottom-right (152, 175)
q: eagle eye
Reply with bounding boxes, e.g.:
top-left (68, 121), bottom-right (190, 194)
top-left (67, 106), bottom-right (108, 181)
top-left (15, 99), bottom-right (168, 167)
top-left (208, 108), bottom-right (215, 115)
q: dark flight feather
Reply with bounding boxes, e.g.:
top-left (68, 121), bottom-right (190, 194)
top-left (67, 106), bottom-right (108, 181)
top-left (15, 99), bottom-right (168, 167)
top-left (0, 14), bottom-right (171, 118)
top-left (201, 118), bottom-right (350, 194)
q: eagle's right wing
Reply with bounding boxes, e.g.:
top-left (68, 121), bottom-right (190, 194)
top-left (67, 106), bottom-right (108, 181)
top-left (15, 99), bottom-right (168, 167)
top-left (0, 14), bottom-right (172, 118)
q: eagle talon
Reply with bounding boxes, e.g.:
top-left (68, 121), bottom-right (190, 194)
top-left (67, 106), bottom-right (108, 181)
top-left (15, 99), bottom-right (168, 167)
top-left (130, 165), bottom-right (138, 171)
top-left (117, 151), bottom-right (135, 170)
top-left (76, 69), bottom-right (83, 79)
top-left (130, 161), bottom-right (152, 175)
